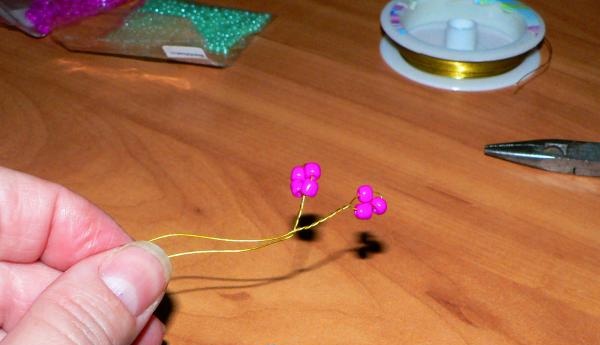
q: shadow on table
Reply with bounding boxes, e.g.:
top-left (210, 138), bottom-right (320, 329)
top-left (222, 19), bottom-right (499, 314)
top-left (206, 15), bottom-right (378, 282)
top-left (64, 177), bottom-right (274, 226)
top-left (153, 215), bottom-right (386, 330)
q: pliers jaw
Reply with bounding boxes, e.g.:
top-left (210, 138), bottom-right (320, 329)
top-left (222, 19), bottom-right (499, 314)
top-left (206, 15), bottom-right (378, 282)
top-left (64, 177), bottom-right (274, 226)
top-left (484, 140), bottom-right (600, 177)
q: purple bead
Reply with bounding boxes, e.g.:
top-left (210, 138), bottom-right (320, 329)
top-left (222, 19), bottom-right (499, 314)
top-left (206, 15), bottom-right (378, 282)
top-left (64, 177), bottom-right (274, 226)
top-left (26, 0), bottom-right (128, 35)
top-left (301, 180), bottom-right (319, 197)
top-left (371, 196), bottom-right (388, 215)
top-left (304, 162), bottom-right (321, 180)
top-left (290, 180), bottom-right (303, 198)
top-left (357, 185), bottom-right (373, 203)
top-left (290, 166), bottom-right (305, 181)
top-left (354, 203), bottom-right (373, 220)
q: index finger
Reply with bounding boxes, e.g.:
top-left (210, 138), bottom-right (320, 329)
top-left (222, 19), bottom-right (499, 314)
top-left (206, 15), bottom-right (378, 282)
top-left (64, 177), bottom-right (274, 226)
top-left (0, 167), bottom-right (131, 271)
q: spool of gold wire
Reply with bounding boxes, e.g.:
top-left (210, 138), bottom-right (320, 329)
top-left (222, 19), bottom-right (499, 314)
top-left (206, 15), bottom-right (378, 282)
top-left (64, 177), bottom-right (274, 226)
top-left (394, 43), bottom-right (528, 79)
top-left (379, 1), bottom-right (548, 91)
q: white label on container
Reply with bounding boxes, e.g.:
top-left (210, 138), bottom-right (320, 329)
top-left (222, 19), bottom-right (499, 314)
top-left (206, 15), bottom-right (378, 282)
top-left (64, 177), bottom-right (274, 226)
top-left (162, 46), bottom-right (208, 60)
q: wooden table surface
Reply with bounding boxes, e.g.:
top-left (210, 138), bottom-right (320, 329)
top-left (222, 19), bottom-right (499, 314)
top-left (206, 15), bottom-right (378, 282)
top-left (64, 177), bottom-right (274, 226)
top-left (1, 0), bottom-right (600, 344)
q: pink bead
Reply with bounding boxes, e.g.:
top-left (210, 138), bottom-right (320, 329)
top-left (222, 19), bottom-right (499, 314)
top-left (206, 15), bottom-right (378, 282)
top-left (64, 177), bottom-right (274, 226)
top-left (291, 166), bottom-right (305, 181)
top-left (304, 162), bottom-right (321, 180)
top-left (290, 180), bottom-right (303, 198)
top-left (371, 196), bottom-right (388, 215)
top-left (26, 0), bottom-right (128, 35)
top-left (357, 185), bottom-right (373, 203)
top-left (302, 179), bottom-right (319, 197)
top-left (354, 203), bottom-right (373, 220)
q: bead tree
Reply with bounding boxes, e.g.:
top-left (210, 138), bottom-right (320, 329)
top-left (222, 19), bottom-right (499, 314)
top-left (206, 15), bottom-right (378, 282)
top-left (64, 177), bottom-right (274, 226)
top-left (150, 162), bottom-right (388, 258)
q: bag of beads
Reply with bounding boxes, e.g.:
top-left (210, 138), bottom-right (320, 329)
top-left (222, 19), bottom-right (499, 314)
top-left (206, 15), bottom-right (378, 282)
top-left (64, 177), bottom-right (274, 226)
top-left (0, 0), bottom-right (132, 37)
top-left (50, 0), bottom-right (272, 66)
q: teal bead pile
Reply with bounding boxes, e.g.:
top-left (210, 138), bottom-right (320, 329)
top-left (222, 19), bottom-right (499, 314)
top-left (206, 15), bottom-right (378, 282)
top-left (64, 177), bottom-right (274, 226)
top-left (106, 13), bottom-right (200, 46)
top-left (134, 0), bottom-right (271, 55)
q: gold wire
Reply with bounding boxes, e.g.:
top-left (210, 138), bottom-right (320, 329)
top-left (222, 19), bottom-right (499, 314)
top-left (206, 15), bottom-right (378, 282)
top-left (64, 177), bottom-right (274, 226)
top-left (167, 233), bottom-right (296, 258)
top-left (292, 195), bottom-right (306, 231)
top-left (149, 196), bottom-right (307, 244)
top-left (151, 196), bottom-right (357, 258)
top-left (514, 38), bottom-right (553, 92)
top-left (394, 44), bottom-right (528, 79)
top-left (288, 201), bottom-right (354, 234)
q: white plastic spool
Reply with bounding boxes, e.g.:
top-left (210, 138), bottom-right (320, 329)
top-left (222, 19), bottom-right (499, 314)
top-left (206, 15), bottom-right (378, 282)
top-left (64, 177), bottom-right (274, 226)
top-left (445, 18), bottom-right (477, 51)
top-left (379, 0), bottom-right (546, 92)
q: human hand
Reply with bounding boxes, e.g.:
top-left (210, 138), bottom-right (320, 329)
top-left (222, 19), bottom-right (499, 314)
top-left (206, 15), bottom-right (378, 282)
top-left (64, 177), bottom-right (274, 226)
top-left (0, 167), bottom-right (171, 345)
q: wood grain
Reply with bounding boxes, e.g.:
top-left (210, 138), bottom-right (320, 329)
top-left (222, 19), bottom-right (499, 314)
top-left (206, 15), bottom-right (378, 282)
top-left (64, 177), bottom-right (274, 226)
top-left (1, 0), bottom-right (600, 344)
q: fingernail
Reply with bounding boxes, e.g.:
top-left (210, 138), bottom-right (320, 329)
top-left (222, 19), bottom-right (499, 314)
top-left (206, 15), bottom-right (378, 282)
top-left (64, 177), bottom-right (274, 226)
top-left (100, 241), bottom-right (172, 316)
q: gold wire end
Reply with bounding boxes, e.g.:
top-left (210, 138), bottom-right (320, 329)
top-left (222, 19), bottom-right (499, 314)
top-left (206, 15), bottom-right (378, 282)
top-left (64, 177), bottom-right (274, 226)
top-left (514, 38), bottom-right (553, 94)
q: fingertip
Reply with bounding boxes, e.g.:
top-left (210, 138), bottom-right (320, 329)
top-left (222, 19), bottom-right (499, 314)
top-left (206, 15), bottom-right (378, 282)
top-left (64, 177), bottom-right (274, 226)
top-left (100, 242), bottom-right (171, 317)
top-left (132, 317), bottom-right (166, 345)
top-left (129, 241), bottom-right (172, 282)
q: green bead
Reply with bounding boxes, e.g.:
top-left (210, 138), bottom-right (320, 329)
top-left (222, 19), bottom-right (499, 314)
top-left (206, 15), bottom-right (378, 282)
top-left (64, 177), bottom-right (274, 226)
top-left (112, 0), bottom-right (271, 55)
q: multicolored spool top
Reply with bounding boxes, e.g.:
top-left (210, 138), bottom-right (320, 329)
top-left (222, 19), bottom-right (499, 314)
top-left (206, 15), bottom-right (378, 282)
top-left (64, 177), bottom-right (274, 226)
top-left (384, 0), bottom-right (545, 62)
top-left (391, 0), bottom-right (542, 36)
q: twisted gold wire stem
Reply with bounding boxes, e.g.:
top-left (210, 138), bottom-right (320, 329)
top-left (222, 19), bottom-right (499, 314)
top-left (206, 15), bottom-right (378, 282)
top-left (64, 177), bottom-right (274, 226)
top-left (150, 196), bottom-right (356, 258)
top-left (167, 233), bottom-right (296, 258)
top-left (288, 200), bottom-right (354, 234)
top-left (292, 195), bottom-right (306, 231)
top-left (149, 196), bottom-right (306, 244)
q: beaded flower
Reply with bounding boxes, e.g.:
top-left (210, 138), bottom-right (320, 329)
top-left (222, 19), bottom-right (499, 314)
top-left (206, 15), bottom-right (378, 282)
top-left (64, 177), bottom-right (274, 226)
top-left (151, 162), bottom-right (387, 258)
top-left (290, 162), bottom-right (321, 198)
top-left (354, 185), bottom-right (388, 220)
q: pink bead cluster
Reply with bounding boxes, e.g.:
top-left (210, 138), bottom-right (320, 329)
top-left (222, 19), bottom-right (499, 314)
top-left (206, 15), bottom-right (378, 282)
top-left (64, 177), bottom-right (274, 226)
top-left (290, 162), bottom-right (388, 220)
top-left (290, 162), bottom-right (321, 198)
top-left (354, 185), bottom-right (388, 220)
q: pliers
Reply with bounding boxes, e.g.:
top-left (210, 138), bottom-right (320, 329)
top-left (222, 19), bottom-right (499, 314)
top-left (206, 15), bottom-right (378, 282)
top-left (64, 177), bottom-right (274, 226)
top-left (484, 139), bottom-right (600, 176)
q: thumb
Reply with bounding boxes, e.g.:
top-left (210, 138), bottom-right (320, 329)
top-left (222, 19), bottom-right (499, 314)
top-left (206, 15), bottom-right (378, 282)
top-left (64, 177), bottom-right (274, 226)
top-left (3, 241), bottom-right (171, 345)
